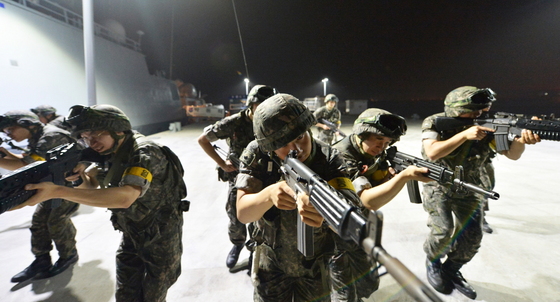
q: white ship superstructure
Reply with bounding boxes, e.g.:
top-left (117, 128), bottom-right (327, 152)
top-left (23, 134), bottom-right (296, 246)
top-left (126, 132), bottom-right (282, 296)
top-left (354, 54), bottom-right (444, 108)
top-left (0, 0), bottom-right (185, 134)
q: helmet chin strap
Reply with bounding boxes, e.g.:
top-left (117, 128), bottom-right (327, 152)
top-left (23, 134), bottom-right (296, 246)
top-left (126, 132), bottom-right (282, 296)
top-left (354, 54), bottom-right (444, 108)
top-left (99, 131), bottom-right (126, 155)
top-left (355, 134), bottom-right (375, 159)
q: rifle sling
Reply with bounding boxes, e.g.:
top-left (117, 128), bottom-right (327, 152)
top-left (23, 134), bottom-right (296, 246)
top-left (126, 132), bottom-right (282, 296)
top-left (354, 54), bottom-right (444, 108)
top-left (103, 135), bottom-right (135, 188)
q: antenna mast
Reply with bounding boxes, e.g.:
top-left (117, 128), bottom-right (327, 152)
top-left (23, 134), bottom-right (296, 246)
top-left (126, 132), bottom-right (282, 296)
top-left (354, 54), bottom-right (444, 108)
top-left (231, 0), bottom-right (249, 80)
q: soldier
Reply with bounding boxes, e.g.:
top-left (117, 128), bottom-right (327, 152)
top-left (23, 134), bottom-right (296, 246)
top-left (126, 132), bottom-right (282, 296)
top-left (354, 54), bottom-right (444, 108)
top-left (20, 104), bottom-right (188, 302)
top-left (236, 94), bottom-right (361, 301)
top-left (331, 108), bottom-right (433, 301)
top-left (0, 110), bottom-right (79, 283)
top-left (31, 105), bottom-right (71, 131)
top-left (421, 86), bottom-right (540, 299)
top-left (197, 84), bottom-right (276, 269)
top-left (314, 94), bottom-right (342, 145)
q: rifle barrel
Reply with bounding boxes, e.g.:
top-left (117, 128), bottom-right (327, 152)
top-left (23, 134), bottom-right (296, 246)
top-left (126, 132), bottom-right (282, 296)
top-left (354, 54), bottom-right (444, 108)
top-left (374, 247), bottom-right (443, 302)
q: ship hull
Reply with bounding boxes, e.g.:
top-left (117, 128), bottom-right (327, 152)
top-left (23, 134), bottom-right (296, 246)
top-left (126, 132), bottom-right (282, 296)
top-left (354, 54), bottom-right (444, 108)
top-left (0, 1), bottom-right (185, 135)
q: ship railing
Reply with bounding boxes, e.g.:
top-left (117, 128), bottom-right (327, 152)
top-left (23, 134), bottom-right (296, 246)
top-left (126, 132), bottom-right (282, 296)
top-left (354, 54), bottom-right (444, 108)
top-left (10, 0), bottom-right (142, 52)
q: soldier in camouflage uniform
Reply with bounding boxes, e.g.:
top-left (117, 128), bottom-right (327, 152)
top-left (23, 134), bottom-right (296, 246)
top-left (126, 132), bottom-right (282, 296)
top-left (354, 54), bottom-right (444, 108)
top-left (332, 108), bottom-right (432, 301)
top-left (31, 105), bottom-right (71, 131)
top-left (236, 94), bottom-right (361, 302)
top-left (198, 85), bottom-right (277, 269)
top-left (314, 94), bottom-right (342, 145)
top-left (0, 110), bottom-right (79, 283)
top-left (23, 104), bottom-right (188, 302)
top-left (421, 86), bottom-right (540, 299)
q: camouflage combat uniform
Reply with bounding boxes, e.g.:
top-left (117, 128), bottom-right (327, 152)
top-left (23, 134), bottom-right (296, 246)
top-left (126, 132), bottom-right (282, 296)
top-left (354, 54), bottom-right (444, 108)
top-left (202, 109), bottom-right (254, 246)
top-left (48, 115), bottom-right (72, 131)
top-left (420, 113), bottom-right (494, 264)
top-left (331, 134), bottom-right (383, 301)
top-left (24, 124), bottom-right (79, 262)
top-left (99, 132), bottom-right (186, 302)
top-left (236, 138), bottom-right (361, 302)
top-left (314, 106), bottom-right (341, 145)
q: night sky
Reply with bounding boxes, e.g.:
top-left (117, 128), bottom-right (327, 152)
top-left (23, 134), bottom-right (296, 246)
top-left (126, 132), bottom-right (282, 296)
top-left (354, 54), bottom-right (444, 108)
top-left (91, 0), bottom-right (560, 111)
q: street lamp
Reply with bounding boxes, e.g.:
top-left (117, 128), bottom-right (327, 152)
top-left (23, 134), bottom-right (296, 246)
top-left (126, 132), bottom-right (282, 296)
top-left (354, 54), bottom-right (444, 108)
top-left (244, 78), bottom-right (250, 95)
top-left (322, 78), bottom-right (329, 95)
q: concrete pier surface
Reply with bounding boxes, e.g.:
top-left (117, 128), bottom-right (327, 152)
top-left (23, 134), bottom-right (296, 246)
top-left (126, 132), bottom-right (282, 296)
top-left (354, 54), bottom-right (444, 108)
top-left (1, 116), bottom-right (558, 302)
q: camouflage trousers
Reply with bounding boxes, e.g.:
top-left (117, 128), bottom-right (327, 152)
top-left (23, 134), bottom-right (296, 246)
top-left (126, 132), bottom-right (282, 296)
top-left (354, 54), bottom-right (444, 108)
top-left (422, 184), bottom-right (484, 264)
top-left (227, 181), bottom-right (247, 246)
top-left (115, 213), bottom-right (183, 302)
top-left (329, 239), bottom-right (379, 302)
top-left (252, 244), bottom-right (331, 302)
top-left (30, 200), bottom-right (79, 258)
top-left (317, 130), bottom-right (335, 145)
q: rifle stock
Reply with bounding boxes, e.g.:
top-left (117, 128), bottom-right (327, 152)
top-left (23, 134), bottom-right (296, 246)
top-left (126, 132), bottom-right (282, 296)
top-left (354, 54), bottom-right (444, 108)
top-left (434, 112), bottom-right (560, 151)
top-left (0, 143), bottom-right (83, 214)
top-left (280, 151), bottom-right (443, 302)
top-left (385, 146), bottom-right (500, 201)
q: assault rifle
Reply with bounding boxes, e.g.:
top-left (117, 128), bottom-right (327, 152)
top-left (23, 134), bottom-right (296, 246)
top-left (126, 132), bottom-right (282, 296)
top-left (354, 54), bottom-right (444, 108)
top-left (0, 143), bottom-right (82, 214)
top-left (213, 145), bottom-right (240, 168)
top-left (213, 145), bottom-right (240, 182)
top-left (319, 118), bottom-right (347, 137)
top-left (280, 151), bottom-right (442, 302)
top-left (385, 146), bottom-right (500, 203)
top-left (434, 112), bottom-right (560, 152)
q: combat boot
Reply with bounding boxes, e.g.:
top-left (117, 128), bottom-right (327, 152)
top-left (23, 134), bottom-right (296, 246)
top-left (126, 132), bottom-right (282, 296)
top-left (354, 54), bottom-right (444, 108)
top-left (226, 244), bottom-right (244, 268)
top-left (11, 254), bottom-right (52, 283)
top-left (426, 258), bottom-right (452, 294)
top-left (49, 253), bottom-right (79, 277)
top-left (482, 218), bottom-right (493, 234)
top-left (442, 260), bottom-right (477, 299)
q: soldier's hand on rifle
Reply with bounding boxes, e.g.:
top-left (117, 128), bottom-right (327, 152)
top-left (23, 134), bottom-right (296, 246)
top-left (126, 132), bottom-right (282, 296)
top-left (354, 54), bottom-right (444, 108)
top-left (220, 160), bottom-right (237, 172)
top-left (399, 166), bottom-right (433, 183)
top-left (515, 129), bottom-right (541, 145)
top-left (296, 193), bottom-right (324, 227)
top-left (65, 162), bottom-right (88, 182)
top-left (9, 182), bottom-right (60, 210)
top-left (463, 125), bottom-right (495, 141)
top-left (268, 181), bottom-right (297, 210)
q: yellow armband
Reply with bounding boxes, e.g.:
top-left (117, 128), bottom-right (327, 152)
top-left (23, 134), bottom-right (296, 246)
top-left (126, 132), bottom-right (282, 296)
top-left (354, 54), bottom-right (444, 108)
top-left (29, 153), bottom-right (46, 161)
top-left (489, 139), bottom-right (497, 151)
top-left (328, 177), bottom-right (356, 192)
top-left (122, 167), bottom-right (153, 182)
top-left (372, 170), bottom-right (388, 182)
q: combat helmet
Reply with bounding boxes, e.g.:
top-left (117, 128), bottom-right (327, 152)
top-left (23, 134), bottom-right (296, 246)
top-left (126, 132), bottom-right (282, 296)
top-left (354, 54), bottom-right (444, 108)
top-left (65, 104), bottom-right (131, 136)
top-left (324, 94), bottom-right (338, 103)
top-left (253, 94), bottom-right (316, 152)
top-left (353, 108), bottom-right (407, 143)
top-left (0, 110), bottom-right (42, 131)
top-left (246, 85), bottom-right (277, 107)
top-left (31, 105), bottom-right (57, 116)
top-left (444, 86), bottom-right (496, 117)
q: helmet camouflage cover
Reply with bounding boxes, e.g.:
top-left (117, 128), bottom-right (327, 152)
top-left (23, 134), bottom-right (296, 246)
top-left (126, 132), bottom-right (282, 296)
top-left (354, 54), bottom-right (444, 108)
top-left (352, 108), bottom-right (407, 141)
top-left (65, 104), bottom-right (131, 136)
top-left (0, 110), bottom-right (41, 130)
top-left (246, 85), bottom-right (277, 107)
top-left (253, 93), bottom-right (316, 152)
top-left (444, 86), bottom-right (496, 117)
top-left (31, 105), bottom-right (57, 116)
top-left (324, 94), bottom-right (338, 103)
